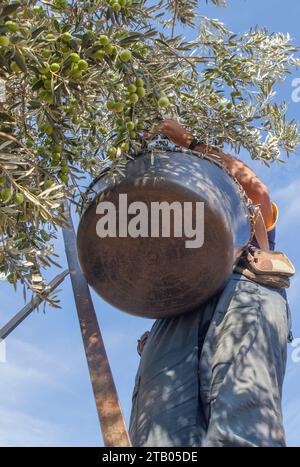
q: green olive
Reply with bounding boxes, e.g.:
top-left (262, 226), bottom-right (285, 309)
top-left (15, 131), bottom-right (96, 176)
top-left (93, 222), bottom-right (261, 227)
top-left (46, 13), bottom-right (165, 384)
top-left (50, 62), bottom-right (60, 72)
top-left (104, 43), bottom-right (114, 54)
top-left (5, 21), bottom-right (19, 33)
top-left (45, 33), bottom-right (56, 42)
top-left (44, 180), bottom-right (54, 189)
top-left (113, 102), bottom-right (124, 113)
top-left (135, 77), bottom-right (144, 87)
top-left (44, 79), bottom-right (52, 90)
top-left (107, 147), bottom-right (117, 158)
top-left (127, 84), bottom-right (137, 93)
top-left (120, 49), bottom-right (132, 62)
top-left (70, 53), bottom-right (80, 63)
top-left (121, 142), bottom-right (129, 151)
top-left (136, 87), bottom-right (146, 98)
top-left (52, 152), bottom-right (61, 161)
top-left (107, 101), bottom-right (116, 111)
top-left (77, 59), bottom-right (88, 71)
top-left (11, 62), bottom-right (21, 73)
top-left (61, 32), bottom-right (72, 42)
top-left (72, 115), bottom-right (81, 124)
top-left (93, 50), bottom-right (105, 60)
top-left (129, 93), bottom-right (139, 104)
top-left (40, 123), bottom-right (53, 135)
top-left (58, 172), bottom-right (68, 183)
top-left (158, 96), bottom-right (170, 108)
top-left (13, 193), bottom-right (24, 205)
top-left (0, 36), bottom-right (10, 47)
top-left (99, 35), bottom-right (109, 45)
top-left (126, 121), bottom-right (135, 131)
top-left (1, 187), bottom-right (12, 202)
top-left (112, 3), bottom-right (121, 12)
top-left (33, 5), bottom-right (42, 14)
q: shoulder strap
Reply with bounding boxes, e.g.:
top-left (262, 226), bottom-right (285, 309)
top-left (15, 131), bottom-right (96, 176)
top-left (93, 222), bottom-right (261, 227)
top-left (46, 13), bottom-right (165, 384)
top-left (253, 210), bottom-right (270, 250)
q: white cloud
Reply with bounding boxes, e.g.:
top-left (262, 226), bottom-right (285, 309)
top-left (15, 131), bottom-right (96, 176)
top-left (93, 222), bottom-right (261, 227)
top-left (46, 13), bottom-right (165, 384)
top-left (273, 178), bottom-right (300, 232)
top-left (0, 335), bottom-right (101, 446)
top-left (0, 338), bottom-right (74, 395)
top-left (0, 408), bottom-right (66, 447)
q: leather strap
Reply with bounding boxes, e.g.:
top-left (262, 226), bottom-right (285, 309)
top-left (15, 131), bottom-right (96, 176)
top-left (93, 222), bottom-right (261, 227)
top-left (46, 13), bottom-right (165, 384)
top-left (253, 210), bottom-right (270, 250)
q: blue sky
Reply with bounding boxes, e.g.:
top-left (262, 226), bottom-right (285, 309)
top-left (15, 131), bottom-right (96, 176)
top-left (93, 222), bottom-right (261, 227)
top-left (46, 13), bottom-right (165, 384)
top-left (0, 0), bottom-right (300, 447)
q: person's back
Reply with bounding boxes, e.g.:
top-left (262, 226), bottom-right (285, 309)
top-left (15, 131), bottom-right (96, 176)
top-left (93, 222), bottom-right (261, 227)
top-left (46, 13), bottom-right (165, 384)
top-left (129, 119), bottom-right (292, 447)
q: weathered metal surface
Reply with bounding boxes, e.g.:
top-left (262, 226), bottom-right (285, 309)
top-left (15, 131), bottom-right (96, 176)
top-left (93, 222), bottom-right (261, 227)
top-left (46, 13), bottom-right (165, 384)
top-left (63, 212), bottom-right (131, 447)
top-left (77, 151), bottom-right (251, 318)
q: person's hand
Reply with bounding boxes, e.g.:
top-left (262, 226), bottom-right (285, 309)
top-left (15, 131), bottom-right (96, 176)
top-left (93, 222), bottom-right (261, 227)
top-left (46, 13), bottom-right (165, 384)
top-left (159, 119), bottom-right (193, 148)
top-left (144, 119), bottom-right (193, 148)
